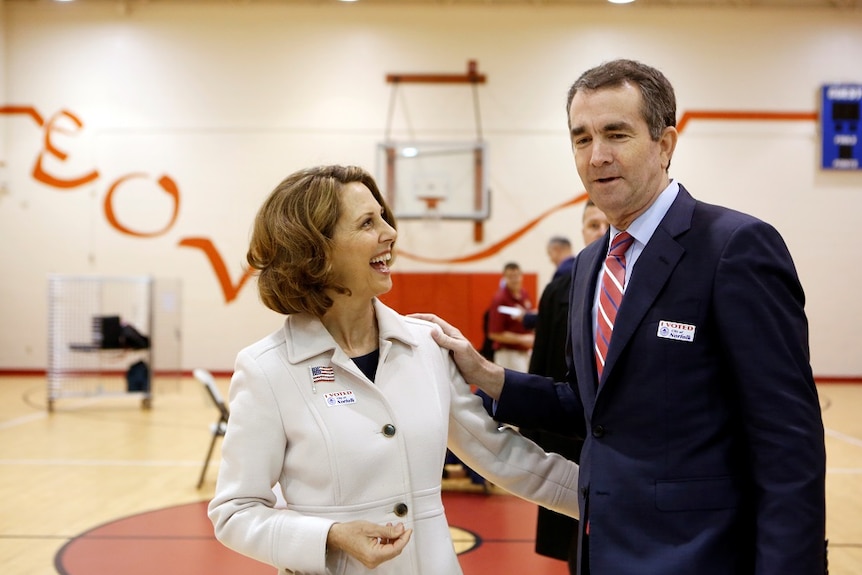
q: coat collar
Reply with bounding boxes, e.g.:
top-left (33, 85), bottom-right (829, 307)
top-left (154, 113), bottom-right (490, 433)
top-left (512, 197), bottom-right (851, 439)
top-left (283, 298), bottom-right (418, 365)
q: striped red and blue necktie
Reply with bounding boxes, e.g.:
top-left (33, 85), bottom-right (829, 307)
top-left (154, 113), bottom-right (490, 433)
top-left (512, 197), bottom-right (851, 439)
top-left (594, 231), bottom-right (634, 381)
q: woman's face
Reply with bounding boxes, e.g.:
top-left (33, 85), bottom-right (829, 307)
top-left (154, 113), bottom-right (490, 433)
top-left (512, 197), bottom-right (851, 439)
top-left (329, 182), bottom-right (397, 301)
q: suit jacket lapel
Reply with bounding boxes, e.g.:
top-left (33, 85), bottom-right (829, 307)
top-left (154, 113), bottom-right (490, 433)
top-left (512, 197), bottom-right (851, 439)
top-left (570, 234), bottom-right (606, 407)
top-left (599, 186), bottom-right (696, 385)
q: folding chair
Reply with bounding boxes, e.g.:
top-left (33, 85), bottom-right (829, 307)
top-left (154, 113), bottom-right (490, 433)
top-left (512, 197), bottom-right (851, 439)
top-left (194, 368), bottom-right (229, 489)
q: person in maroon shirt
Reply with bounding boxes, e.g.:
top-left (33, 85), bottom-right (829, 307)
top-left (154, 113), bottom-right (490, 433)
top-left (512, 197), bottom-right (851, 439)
top-left (486, 262), bottom-right (534, 371)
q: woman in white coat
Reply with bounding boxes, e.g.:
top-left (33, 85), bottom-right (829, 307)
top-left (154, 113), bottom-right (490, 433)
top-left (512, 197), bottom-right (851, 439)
top-left (208, 165), bottom-right (579, 575)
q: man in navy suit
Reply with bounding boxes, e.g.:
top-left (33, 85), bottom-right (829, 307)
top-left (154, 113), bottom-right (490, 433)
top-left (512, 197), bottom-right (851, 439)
top-left (415, 59), bottom-right (826, 575)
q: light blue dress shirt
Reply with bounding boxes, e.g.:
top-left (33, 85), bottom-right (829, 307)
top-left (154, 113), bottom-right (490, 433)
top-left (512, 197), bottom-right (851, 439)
top-left (592, 180), bottom-right (680, 334)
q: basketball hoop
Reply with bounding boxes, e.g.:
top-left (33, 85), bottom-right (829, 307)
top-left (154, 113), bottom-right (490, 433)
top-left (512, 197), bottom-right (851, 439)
top-left (417, 195), bottom-right (445, 221)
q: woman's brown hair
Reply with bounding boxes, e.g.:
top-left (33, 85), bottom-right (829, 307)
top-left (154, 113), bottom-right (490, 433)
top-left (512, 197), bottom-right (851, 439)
top-left (247, 165), bottom-right (396, 317)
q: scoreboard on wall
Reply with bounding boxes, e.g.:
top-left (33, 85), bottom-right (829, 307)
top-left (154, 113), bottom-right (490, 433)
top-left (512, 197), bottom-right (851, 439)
top-left (821, 84), bottom-right (861, 170)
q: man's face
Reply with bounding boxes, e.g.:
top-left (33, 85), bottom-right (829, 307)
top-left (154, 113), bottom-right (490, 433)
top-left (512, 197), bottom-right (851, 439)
top-left (582, 205), bottom-right (609, 246)
top-left (503, 267), bottom-right (523, 292)
top-left (568, 82), bottom-right (677, 229)
top-left (546, 243), bottom-right (568, 267)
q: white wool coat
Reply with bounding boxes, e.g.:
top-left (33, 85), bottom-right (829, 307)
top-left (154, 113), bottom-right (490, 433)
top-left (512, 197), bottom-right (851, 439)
top-left (208, 299), bottom-right (579, 575)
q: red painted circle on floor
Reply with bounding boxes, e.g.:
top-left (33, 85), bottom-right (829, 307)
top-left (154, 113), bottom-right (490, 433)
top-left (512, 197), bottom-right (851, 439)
top-left (55, 492), bottom-right (569, 574)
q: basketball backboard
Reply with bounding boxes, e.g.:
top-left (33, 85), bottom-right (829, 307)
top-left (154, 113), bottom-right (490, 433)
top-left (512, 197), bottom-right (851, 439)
top-left (377, 141), bottom-right (489, 220)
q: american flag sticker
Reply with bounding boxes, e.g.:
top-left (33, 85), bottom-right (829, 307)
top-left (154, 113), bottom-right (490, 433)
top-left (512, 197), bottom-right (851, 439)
top-left (309, 365), bottom-right (335, 394)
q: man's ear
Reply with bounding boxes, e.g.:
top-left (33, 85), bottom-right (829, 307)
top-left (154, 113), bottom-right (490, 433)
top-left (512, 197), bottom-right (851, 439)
top-left (660, 126), bottom-right (679, 171)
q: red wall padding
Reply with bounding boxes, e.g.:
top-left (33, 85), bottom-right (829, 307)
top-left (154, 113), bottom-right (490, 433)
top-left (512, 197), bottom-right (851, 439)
top-left (380, 272), bottom-right (538, 351)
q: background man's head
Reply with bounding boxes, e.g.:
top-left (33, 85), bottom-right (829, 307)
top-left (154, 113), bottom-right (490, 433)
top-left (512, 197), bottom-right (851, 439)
top-left (546, 236), bottom-right (573, 267)
top-left (502, 262), bottom-right (523, 294)
top-left (582, 199), bottom-right (609, 246)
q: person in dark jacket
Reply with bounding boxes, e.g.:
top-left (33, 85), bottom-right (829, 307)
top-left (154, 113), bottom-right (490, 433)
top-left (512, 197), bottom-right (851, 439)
top-left (521, 200), bottom-right (607, 572)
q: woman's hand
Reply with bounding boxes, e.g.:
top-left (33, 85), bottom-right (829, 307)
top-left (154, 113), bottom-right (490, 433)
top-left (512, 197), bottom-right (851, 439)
top-left (326, 521), bottom-right (413, 568)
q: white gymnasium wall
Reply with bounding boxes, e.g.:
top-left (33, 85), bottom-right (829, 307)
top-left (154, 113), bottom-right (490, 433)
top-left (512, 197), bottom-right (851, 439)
top-left (1, 1), bottom-right (860, 375)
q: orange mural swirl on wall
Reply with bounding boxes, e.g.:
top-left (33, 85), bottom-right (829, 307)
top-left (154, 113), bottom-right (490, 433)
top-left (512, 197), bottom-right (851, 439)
top-left (1, 104), bottom-right (818, 303)
top-left (397, 193), bottom-right (588, 264)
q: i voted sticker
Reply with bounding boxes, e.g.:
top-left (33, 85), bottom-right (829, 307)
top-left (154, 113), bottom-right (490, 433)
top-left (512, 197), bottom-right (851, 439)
top-left (324, 390), bottom-right (357, 407)
top-left (657, 320), bottom-right (696, 343)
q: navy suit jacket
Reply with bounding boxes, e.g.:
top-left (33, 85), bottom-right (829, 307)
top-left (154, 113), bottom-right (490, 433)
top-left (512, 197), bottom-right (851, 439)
top-left (498, 186), bottom-right (826, 575)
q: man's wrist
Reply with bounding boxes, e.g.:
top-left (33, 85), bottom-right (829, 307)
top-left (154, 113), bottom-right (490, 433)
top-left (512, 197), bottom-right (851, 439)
top-left (476, 362), bottom-right (505, 399)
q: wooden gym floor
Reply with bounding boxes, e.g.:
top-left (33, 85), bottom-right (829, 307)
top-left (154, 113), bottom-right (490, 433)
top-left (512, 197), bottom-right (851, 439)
top-left (0, 375), bottom-right (860, 575)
